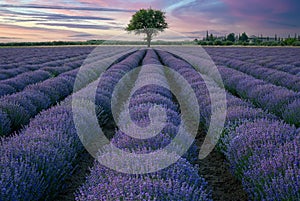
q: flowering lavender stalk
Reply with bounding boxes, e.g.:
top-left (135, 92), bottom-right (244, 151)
top-left (0, 70), bottom-right (51, 94)
top-left (75, 153), bottom-right (212, 201)
top-left (242, 133), bottom-right (300, 200)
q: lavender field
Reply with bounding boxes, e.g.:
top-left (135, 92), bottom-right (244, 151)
top-left (0, 46), bottom-right (299, 201)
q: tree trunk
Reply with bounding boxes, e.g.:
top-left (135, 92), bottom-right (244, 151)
top-left (146, 33), bottom-right (151, 48)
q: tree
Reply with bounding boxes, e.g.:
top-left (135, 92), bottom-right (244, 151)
top-left (206, 30), bottom-right (209, 41)
top-left (209, 33), bottom-right (215, 41)
top-left (227, 33), bottom-right (235, 42)
top-left (125, 8), bottom-right (168, 47)
top-left (240, 32), bottom-right (249, 42)
top-left (285, 38), bottom-right (297, 46)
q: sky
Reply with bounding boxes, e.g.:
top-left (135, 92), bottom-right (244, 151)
top-left (0, 0), bottom-right (299, 42)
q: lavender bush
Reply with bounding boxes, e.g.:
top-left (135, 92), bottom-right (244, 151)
top-left (76, 155), bottom-right (212, 201)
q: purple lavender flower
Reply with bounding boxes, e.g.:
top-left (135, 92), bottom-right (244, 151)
top-left (0, 109), bottom-right (11, 136)
top-left (75, 153), bottom-right (212, 201)
top-left (283, 98), bottom-right (300, 126)
top-left (242, 134), bottom-right (300, 200)
top-left (224, 119), bottom-right (296, 179)
top-left (0, 84), bottom-right (16, 97)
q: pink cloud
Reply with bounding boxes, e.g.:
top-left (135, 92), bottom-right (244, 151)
top-left (221, 0), bottom-right (291, 18)
top-left (75, 0), bottom-right (151, 10)
top-left (0, 24), bottom-right (89, 42)
top-left (74, 0), bottom-right (108, 6)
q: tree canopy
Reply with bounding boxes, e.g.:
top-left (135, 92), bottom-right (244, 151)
top-left (239, 32), bottom-right (249, 42)
top-left (227, 33), bottom-right (235, 42)
top-left (125, 8), bottom-right (168, 47)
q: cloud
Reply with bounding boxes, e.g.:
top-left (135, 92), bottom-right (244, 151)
top-left (0, 3), bottom-right (137, 12)
top-left (69, 33), bottom-right (96, 38)
top-left (221, 0), bottom-right (292, 14)
top-left (171, 0), bottom-right (234, 24)
top-left (0, 23), bottom-right (89, 42)
top-left (169, 0), bottom-right (300, 36)
top-left (3, 18), bottom-right (46, 22)
top-left (76, 0), bottom-right (158, 10)
top-left (0, 8), bottom-right (115, 22)
top-left (37, 22), bottom-right (122, 30)
top-left (266, 20), bottom-right (298, 28)
top-left (1, 0), bottom-right (299, 42)
top-left (45, 14), bottom-right (114, 21)
top-left (0, 36), bottom-right (21, 40)
top-left (184, 30), bottom-right (227, 36)
top-left (220, 0), bottom-right (300, 28)
top-left (0, 23), bottom-right (97, 35)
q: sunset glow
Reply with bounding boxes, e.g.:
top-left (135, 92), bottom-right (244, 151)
top-left (0, 0), bottom-right (299, 42)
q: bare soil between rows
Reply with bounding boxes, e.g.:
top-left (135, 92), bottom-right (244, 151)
top-left (195, 130), bottom-right (248, 201)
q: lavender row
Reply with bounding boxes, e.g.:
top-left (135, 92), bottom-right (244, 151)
top-left (159, 47), bottom-right (300, 126)
top-left (0, 46), bottom-right (128, 83)
top-left (0, 47), bottom-right (94, 80)
top-left (0, 48), bottom-right (137, 137)
top-left (0, 54), bottom-right (83, 82)
top-left (157, 48), bottom-right (299, 200)
top-left (76, 154), bottom-right (211, 201)
top-left (205, 47), bottom-right (300, 76)
top-left (0, 54), bottom-right (86, 96)
top-left (90, 49), bottom-right (146, 132)
top-left (0, 47), bottom-right (89, 68)
top-left (218, 66), bottom-right (300, 126)
top-left (115, 49), bottom-right (198, 163)
top-left (0, 49), bottom-right (145, 201)
top-left (221, 119), bottom-right (299, 200)
top-left (0, 47), bottom-right (131, 97)
top-left (76, 49), bottom-right (212, 200)
top-left (157, 48), bottom-right (298, 127)
top-left (0, 70), bottom-right (52, 97)
top-left (211, 55), bottom-right (300, 92)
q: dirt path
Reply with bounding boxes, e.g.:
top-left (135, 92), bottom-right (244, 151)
top-left (55, 123), bottom-right (116, 201)
top-left (55, 150), bottom-right (94, 201)
top-left (196, 130), bottom-right (248, 201)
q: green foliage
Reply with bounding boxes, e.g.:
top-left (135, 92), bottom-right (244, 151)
top-left (214, 40), bottom-right (223, 46)
top-left (125, 8), bottom-right (168, 47)
top-left (242, 42), bottom-right (249, 46)
top-left (196, 31), bottom-right (300, 46)
top-left (239, 32), bottom-right (249, 42)
top-left (224, 41), bottom-right (234, 45)
top-left (198, 41), bottom-right (207, 45)
top-left (284, 38), bottom-right (297, 46)
top-left (209, 33), bottom-right (215, 41)
top-left (292, 41), bottom-right (300, 46)
top-left (227, 33), bottom-right (235, 42)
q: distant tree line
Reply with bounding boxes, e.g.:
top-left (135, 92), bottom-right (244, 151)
top-left (1, 32), bottom-right (300, 47)
top-left (195, 31), bottom-right (300, 46)
top-left (0, 40), bottom-right (196, 47)
top-left (0, 40), bottom-right (106, 47)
